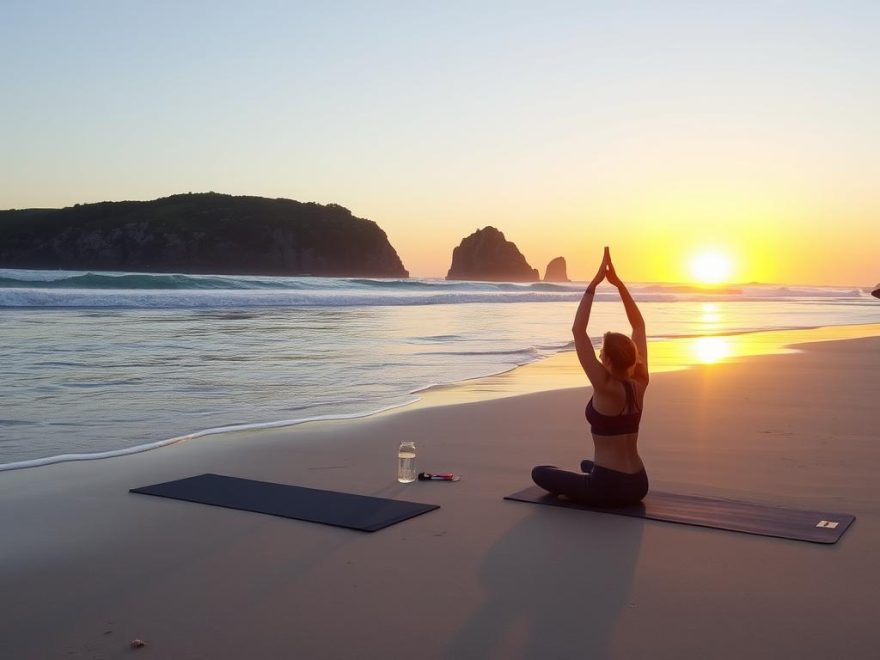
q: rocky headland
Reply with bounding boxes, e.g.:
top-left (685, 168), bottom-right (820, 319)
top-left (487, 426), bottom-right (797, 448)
top-left (0, 193), bottom-right (409, 278)
top-left (446, 227), bottom-right (539, 282)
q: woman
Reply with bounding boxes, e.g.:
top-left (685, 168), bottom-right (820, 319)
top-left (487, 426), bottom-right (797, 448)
top-left (532, 247), bottom-right (649, 506)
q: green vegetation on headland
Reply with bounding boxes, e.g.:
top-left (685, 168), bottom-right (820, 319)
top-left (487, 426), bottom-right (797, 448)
top-left (0, 193), bottom-right (409, 278)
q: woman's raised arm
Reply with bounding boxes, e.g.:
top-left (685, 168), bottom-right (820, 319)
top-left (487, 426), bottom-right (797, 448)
top-left (605, 252), bottom-right (648, 378)
top-left (573, 248), bottom-right (610, 386)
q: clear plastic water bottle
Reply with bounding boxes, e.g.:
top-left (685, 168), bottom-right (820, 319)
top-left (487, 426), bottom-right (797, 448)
top-left (398, 441), bottom-right (416, 483)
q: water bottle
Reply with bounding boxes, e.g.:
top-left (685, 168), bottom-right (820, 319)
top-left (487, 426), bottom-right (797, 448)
top-left (397, 441), bottom-right (416, 483)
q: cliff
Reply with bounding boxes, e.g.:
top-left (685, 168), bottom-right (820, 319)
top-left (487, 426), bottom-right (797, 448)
top-left (543, 257), bottom-right (570, 282)
top-left (446, 227), bottom-right (539, 282)
top-left (0, 193), bottom-right (409, 278)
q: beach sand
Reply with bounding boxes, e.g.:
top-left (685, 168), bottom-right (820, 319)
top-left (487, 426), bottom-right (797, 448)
top-left (2, 329), bottom-right (879, 659)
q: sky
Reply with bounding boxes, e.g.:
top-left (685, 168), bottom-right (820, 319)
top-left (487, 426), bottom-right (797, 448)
top-left (1, 1), bottom-right (878, 285)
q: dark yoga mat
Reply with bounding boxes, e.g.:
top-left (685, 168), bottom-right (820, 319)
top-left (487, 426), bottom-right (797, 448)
top-left (131, 473), bottom-right (439, 532)
top-left (505, 486), bottom-right (854, 544)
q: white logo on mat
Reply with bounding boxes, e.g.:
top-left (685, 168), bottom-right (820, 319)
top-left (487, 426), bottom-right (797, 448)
top-left (816, 520), bottom-right (839, 529)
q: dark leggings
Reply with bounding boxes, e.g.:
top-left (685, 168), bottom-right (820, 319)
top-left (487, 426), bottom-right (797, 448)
top-left (531, 461), bottom-right (648, 507)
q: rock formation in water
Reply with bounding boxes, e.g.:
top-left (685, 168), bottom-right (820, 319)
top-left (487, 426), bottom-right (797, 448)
top-left (446, 227), bottom-right (539, 282)
top-left (0, 193), bottom-right (409, 277)
top-left (543, 256), bottom-right (570, 282)
top-left (872, 284), bottom-right (880, 299)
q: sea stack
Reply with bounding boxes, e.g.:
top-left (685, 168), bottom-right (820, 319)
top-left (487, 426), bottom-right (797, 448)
top-left (871, 284), bottom-right (880, 299)
top-left (543, 257), bottom-right (570, 282)
top-left (446, 227), bottom-right (539, 282)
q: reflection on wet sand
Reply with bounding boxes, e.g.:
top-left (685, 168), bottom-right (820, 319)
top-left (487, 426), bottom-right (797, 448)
top-left (691, 336), bottom-right (732, 364)
top-left (408, 324), bottom-right (880, 410)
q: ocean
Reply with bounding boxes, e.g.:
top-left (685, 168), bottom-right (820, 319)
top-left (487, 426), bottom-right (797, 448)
top-left (1, 268), bottom-right (877, 471)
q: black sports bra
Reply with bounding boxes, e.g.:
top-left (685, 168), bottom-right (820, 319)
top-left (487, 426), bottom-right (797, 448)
top-left (585, 379), bottom-right (642, 436)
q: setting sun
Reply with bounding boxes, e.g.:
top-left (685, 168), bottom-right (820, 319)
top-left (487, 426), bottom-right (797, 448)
top-left (689, 251), bottom-right (734, 284)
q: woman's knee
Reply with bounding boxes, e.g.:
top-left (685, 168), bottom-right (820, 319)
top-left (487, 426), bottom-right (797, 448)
top-left (531, 465), bottom-right (558, 488)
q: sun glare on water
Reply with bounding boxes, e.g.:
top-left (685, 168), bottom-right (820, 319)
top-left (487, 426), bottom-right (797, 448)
top-left (689, 251), bottom-right (734, 285)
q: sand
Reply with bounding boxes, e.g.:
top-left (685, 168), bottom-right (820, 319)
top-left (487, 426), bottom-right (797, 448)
top-left (2, 330), bottom-right (880, 659)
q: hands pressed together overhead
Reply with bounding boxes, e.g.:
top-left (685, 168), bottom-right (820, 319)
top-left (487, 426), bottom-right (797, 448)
top-left (589, 247), bottom-right (622, 291)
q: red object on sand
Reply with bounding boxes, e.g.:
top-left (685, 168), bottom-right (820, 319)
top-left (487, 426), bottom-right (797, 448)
top-left (418, 472), bottom-right (461, 481)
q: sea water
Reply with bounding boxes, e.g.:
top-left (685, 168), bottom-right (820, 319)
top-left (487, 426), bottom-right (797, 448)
top-left (1, 269), bottom-right (877, 470)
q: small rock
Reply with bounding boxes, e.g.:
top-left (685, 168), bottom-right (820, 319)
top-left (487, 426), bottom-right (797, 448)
top-left (130, 639), bottom-right (147, 649)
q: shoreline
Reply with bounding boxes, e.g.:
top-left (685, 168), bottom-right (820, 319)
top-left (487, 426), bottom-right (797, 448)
top-left (3, 321), bottom-right (879, 473)
top-left (2, 331), bottom-right (880, 658)
top-left (405, 321), bottom-right (880, 410)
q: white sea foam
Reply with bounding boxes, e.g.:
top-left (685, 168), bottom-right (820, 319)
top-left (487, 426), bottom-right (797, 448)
top-left (0, 268), bottom-right (871, 309)
top-left (1, 270), bottom-right (877, 471)
top-left (0, 399), bottom-right (420, 472)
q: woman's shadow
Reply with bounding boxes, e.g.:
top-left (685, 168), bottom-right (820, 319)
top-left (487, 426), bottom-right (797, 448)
top-left (447, 505), bottom-right (644, 659)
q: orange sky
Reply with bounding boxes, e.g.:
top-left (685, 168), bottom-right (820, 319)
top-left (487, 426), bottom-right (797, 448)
top-left (3, 4), bottom-right (878, 286)
top-left (351, 180), bottom-right (878, 285)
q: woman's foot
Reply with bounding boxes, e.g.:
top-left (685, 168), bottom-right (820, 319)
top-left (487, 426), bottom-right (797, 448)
top-left (580, 459), bottom-right (594, 473)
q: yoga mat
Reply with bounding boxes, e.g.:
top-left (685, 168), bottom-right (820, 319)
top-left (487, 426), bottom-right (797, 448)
top-left (504, 486), bottom-right (854, 544)
top-left (131, 473), bottom-right (439, 532)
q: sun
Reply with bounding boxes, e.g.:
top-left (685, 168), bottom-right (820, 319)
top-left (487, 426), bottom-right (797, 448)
top-left (689, 250), bottom-right (734, 285)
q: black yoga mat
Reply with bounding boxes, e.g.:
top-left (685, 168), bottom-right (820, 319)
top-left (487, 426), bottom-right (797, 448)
top-left (505, 486), bottom-right (854, 544)
top-left (131, 473), bottom-right (439, 532)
